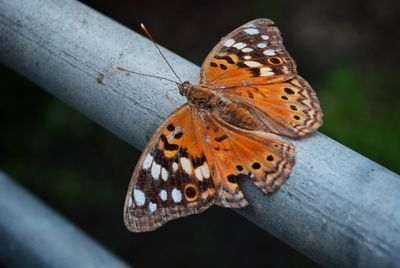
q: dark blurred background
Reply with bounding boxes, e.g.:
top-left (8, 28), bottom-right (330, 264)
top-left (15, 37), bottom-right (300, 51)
top-left (1, 0), bottom-right (400, 267)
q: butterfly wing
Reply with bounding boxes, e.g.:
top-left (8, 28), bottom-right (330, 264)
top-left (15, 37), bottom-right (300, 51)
top-left (125, 104), bottom-right (295, 232)
top-left (124, 105), bottom-right (218, 232)
top-left (200, 18), bottom-right (296, 88)
top-left (196, 112), bottom-right (295, 205)
top-left (200, 18), bottom-right (323, 138)
top-left (218, 76), bottom-right (323, 138)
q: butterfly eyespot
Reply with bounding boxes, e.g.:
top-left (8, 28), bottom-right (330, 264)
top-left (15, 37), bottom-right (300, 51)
top-left (251, 162), bottom-right (261, 169)
top-left (281, 96), bottom-right (288, 100)
top-left (210, 62), bottom-right (218, 67)
top-left (184, 184), bottom-right (199, 201)
top-left (267, 155), bottom-right (274, 161)
top-left (290, 105), bottom-right (297, 111)
top-left (268, 57), bottom-right (283, 65)
top-left (284, 88), bottom-right (295, 95)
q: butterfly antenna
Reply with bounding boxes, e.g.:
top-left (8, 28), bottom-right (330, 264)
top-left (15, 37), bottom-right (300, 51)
top-left (140, 23), bottom-right (183, 84)
top-left (116, 67), bottom-right (179, 84)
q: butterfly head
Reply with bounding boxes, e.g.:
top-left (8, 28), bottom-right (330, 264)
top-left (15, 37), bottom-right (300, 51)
top-left (177, 81), bottom-right (193, 96)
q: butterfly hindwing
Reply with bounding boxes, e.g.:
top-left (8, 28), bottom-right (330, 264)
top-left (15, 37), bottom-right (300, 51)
top-left (200, 18), bottom-right (296, 87)
top-left (196, 112), bottom-right (295, 200)
top-left (218, 76), bottom-right (323, 138)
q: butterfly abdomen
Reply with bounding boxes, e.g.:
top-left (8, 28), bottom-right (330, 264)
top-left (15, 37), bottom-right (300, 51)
top-left (214, 102), bottom-right (260, 130)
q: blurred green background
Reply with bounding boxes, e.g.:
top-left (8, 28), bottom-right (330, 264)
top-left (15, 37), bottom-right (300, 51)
top-left (1, 0), bottom-right (399, 267)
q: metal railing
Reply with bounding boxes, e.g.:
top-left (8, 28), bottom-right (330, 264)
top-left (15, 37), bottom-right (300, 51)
top-left (0, 172), bottom-right (130, 268)
top-left (1, 0), bottom-right (399, 267)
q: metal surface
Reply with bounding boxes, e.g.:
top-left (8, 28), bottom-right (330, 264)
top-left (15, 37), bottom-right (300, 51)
top-left (0, 172), bottom-right (130, 268)
top-left (1, 0), bottom-right (399, 267)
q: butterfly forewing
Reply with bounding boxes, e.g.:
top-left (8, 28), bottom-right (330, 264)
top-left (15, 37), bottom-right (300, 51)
top-left (124, 105), bottom-right (218, 232)
top-left (200, 19), bottom-right (297, 87)
top-left (200, 18), bottom-right (323, 138)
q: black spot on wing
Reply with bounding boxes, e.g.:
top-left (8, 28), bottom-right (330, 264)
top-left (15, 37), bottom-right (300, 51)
top-left (192, 153), bottom-right (207, 168)
top-left (215, 135), bottom-right (228, 142)
top-left (160, 134), bottom-right (179, 151)
top-left (250, 68), bottom-right (260, 77)
top-left (174, 132), bottom-right (183, 139)
top-left (214, 55), bottom-right (235, 64)
top-left (167, 123), bottom-right (175, 131)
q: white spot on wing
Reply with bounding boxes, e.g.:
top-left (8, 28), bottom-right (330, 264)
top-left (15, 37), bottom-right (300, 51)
top-left (142, 154), bottom-right (153, 169)
top-left (244, 61), bottom-right (262, 68)
top-left (244, 55), bottom-right (252, 60)
top-left (263, 49), bottom-right (276, 56)
top-left (172, 188), bottom-right (182, 203)
top-left (224, 38), bottom-right (235, 47)
top-left (200, 162), bottom-right (210, 179)
top-left (244, 28), bottom-right (259, 35)
top-left (148, 202), bottom-right (157, 213)
top-left (133, 189), bottom-right (145, 206)
top-left (261, 35), bottom-right (270, 40)
top-left (260, 67), bottom-right (274, 76)
top-left (151, 162), bottom-right (161, 180)
top-left (195, 167), bottom-right (203, 181)
top-left (159, 190), bottom-right (167, 201)
top-left (257, 43), bottom-right (267, 48)
top-left (161, 167), bottom-right (169, 181)
top-left (172, 162), bottom-right (179, 172)
top-left (128, 196), bottom-right (133, 208)
top-left (180, 157), bottom-right (192, 175)
top-left (242, 47), bottom-right (253, 53)
top-left (233, 42), bottom-right (246, 49)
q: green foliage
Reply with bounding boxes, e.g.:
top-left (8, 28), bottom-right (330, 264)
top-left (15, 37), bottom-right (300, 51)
top-left (319, 65), bottom-right (400, 172)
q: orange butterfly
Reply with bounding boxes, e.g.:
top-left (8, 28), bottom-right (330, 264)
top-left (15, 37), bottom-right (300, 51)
top-left (123, 19), bottom-right (323, 232)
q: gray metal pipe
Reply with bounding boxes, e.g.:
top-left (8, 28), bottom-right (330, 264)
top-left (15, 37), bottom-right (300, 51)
top-left (0, 172), bottom-right (131, 268)
top-left (0, 0), bottom-right (399, 267)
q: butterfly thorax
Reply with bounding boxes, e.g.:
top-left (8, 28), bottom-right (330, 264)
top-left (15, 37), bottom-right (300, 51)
top-left (180, 82), bottom-right (219, 110)
top-left (178, 81), bottom-right (260, 130)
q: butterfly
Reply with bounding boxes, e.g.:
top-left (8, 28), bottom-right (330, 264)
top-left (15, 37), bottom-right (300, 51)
top-left (123, 19), bottom-right (323, 232)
